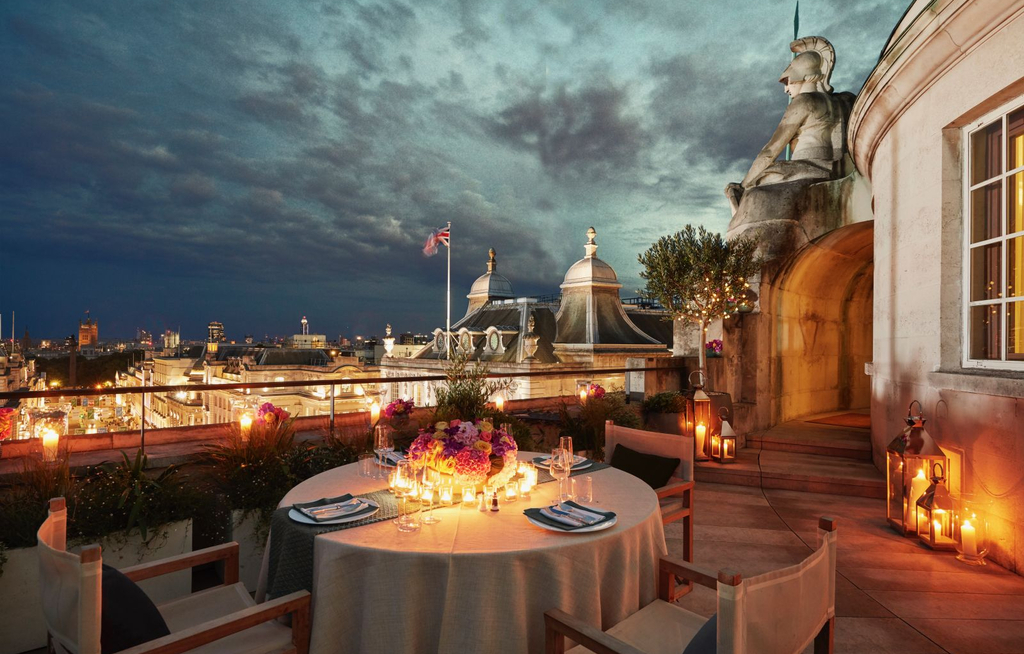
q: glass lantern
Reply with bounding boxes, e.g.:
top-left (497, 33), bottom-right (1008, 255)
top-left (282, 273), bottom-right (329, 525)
top-left (915, 462), bottom-right (956, 551)
top-left (28, 405), bottom-right (70, 462)
top-left (886, 401), bottom-right (948, 536)
top-left (576, 380), bottom-right (592, 405)
top-left (713, 407), bottom-right (738, 464)
top-left (953, 495), bottom-right (989, 565)
top-left (687, 370), bottom-right (712, 458)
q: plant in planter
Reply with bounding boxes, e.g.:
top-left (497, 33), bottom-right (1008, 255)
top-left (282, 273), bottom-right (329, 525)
top-left (705, 338), bottom-right (724, 358)
top-left (638, 225), bottom-right (759, 371)
top-left (641, 391), bottom-right (688, 435)
top-left (558, 388), bottom-right (641, 460)
top-left (433, 351), bottom-right (512, 422)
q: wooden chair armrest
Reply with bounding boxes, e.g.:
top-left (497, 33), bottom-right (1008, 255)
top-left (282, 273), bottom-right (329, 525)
top-left (659, 557), bottom-right (720, 590)
top-left (122, 542), bottom-right (240, 585)
top-left (544, 609), bottom-right (646, 654)
top-left (119, 590), bottom-right (311, 654)
top-left (655, 479), bottom-right (693, 499)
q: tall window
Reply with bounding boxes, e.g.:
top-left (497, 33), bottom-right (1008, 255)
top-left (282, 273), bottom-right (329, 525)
top-left (964, 99), bottom-right (1024, 368)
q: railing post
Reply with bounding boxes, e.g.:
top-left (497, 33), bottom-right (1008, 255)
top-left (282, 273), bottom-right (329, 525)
top-left (329, 383), bottom-right (335, 439)
top-left (140, 389), bottom-right (146, 456)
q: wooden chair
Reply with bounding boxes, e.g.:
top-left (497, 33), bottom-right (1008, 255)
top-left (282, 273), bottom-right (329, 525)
top-left (605, 421), bottom-right (694, 598)
top-left (37, 497), bottom-right (311, 654)
top-left (544, 517), bottom-right (838, 654)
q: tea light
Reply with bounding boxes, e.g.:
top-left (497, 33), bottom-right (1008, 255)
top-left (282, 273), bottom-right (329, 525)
top-left (388, 472), bottom-right (398, 492)
top-left (520, 479), bottom-right (533, 500)
top-left (41, 428), bottom-right (59, 462)
top-left (421, 487), bottom-right (434, 503)
top-left (239, 413), bottom-right (253, 441)
top-left (504, 481), bottom-right (519, 502)
top-left (440, 485), bottom-right (454, 506)
top-left (462, 487), bottom-right (476, 504)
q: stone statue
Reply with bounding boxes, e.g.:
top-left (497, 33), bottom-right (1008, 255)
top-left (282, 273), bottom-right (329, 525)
top-left (725, 37), bottom-right (855, 216)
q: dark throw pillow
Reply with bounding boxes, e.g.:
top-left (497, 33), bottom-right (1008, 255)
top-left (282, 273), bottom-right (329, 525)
top-left (682, 613), bottom-right (717, 654)
top-left (608, 443), bottom-right (679, 489)
top-left (100, 564), bottom-right (171, 654)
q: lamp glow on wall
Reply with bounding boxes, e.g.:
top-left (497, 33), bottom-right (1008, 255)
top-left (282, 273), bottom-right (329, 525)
top-left (886, 401), bottom-right (948, 536)
top-left (688, 370), bottom-right (712, 459)
top-left (370, 400), bottom-right (381, 425)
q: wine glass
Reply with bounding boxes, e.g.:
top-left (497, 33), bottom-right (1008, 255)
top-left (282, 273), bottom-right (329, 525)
top-left (374, 425), bottom-right (393, 479)
top-left (550, 448), bottom-right (572, 503)
top-left (421, 467), bottom-right (441, 524)
top-left (559, 436), bottom-right (574, 464)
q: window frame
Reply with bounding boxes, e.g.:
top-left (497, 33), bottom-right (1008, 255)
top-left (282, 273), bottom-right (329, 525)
top-left (962, 94), bottom-right (1024, 370)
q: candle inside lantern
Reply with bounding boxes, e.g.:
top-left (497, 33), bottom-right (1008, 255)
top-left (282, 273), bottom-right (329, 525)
top-left (711, 435), bottom-right (721, 458)
top-left (961, 519), bottom-right (978, 557)
top-left (370, 401), bottom-right (381, 425)
top-left (239, 413), bottom-right (253, 441)
top-left (579, 388), bottom-right (588, 403)
top-left (907, 468), bottom-right (929, 528)
top-left (495, 395), bottom-right (505, 413)
top-left (695, 424), bottom-right (706, 458)
top-left (41, 428), bottom-right (59, 462)
top-left (723, 438), bottom-right (733, 459)
top-left (462, 487), bottom-right (476, 504)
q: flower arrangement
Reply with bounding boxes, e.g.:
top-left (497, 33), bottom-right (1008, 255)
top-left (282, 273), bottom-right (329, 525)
top-left (257, 402), bottom-right (290, 427)
top-left (705, 339), bottom-right (723, 357)
top-left (586, 384), bottom-right (606, 399)
top-left (0, 408), bottom-right (15, 442)
top-left (407, 419), bottom-right (518, 486)
top-left (384, 398), bottom-right (414, 420)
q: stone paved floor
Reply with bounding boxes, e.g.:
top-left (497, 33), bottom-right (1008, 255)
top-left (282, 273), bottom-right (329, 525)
top-left (667, 482), bottom-right (1024, 653)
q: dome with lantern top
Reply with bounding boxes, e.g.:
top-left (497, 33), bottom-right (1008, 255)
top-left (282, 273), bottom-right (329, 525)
top-left (561, 227), bottom-right (619, 288)
top-left (466, 248), bottom-right (514, 315)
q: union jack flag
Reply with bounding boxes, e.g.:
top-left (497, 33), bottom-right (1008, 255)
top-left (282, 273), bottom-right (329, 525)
top-left (422, 226), bottom-right (450, 256)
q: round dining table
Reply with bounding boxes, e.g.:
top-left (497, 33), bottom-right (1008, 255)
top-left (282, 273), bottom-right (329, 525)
top-left (256, 451), bottom-right (667, 654)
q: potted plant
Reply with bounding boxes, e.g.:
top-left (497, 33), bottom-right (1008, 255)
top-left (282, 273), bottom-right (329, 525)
top-left (558, 385), bottom-right (641, 461)
top-left (641, 391), bottom-right (687, 435)
top-left (638, 225), bottom-right (759, 371)
top-left (705, 338), bottom-right (724, 358)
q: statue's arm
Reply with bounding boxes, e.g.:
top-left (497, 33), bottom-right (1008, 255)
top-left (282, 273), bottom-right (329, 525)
top-left (741, 98), bottom-right (808, 187)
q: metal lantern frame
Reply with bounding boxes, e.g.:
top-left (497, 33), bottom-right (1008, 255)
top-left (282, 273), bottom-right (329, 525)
top-left (712, 406), bottom-right (738, 464)
top-left (687, 370), bottom-right (713, 459)
top-left (916, 462), bottom-right (956, 551)
top-left (886, 400), bottom-right (948, 536)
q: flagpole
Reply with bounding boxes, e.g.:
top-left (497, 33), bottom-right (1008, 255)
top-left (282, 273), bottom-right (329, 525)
top-left (446, 221), bottom-right (452, 359)
top-left (786, 0), bottom-right (799, 161)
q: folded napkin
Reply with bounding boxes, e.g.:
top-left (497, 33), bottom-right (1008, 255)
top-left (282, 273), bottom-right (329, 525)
top-left (292, 494), bottom-right (376, 523)
top-left (524, 501), bottom-right (616, 532)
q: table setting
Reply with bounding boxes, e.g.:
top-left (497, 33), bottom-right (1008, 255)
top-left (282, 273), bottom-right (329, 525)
top-left (257, 425), bottom-right (667, 654)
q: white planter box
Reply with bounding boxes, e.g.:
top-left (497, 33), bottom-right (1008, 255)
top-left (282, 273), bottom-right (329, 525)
top-left (230, 509), bottom-right (269, 593)
top-left (0, 519), bottom-right (192, 654)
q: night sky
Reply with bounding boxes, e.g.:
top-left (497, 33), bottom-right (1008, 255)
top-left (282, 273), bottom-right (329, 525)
top-left (0, 0), bottom-right (906, 341)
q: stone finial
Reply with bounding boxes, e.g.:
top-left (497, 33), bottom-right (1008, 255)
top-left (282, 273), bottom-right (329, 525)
top-left (385, 324), bottom-right (392, 336)
top-left (487, 248), bottom-right (496, 273)
top-left (527, 314), bottom-right (535, 332)
top-left (584, 227), bottom-right (597, 258)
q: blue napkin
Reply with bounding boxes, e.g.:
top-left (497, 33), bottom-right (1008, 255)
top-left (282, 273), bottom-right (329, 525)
top-left (292, 494), bottom-right (376, 523)
top-left (524, 501), bottom-right (616, 531)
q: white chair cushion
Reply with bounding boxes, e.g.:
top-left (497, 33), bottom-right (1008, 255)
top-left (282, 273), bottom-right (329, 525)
top-left (567, 600), bottom-right (708, 654)
top-left (157, 583), bottom-right (293, 654)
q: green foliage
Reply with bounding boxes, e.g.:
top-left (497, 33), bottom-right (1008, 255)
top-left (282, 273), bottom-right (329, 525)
top-left (0, 455), bottom-right (79, 549)
top-left (433, 351), bottom-right (511, 422)
top-left (33, 350), bottom-right (143, 388)
top-left (558, 392), bottom-right (640, 460)
top-left (641, 391), bottom-right (686, 415)
top-left (638, 226), bottom-right (759, 330)
top-left (478, 409), bottom-right (539, 453)
top-left (203, 423), bottom-right (298, 515)
top-left (289, 437), bottom-right (358, 480)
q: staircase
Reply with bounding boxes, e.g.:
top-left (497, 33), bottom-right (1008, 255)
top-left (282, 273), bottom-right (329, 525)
top-left (695, 413), bottom-right (885, 499)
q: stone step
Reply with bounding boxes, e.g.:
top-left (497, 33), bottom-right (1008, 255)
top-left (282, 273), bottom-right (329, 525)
top-left (695, 448), bottom-right (885, 499)
top-left (745, 419), bottom-right (873, 461)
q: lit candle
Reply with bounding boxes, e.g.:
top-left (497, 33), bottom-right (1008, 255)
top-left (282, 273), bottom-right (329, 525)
top-left (440, 485), bottom-right (453, 506)
top-left (520, 479), bottom-right (532, 500)
top-left (42, 428), bottom-right (59, 462)
top-left (462, 487), bottom-right (476, 504)
top-left (504, 481), bottom-right (519, 502)
top-left (421, 487), bottom-right (433, 503)
top-left (961, 519), bottom-right (978, 557)
top-left (370, 401), bottom-right (381, 425)
top-left (495, 395), bottom-right (505, 413)
top-left (388, 472), bottom-right (398, 492)
top-left (907, 469), bottom-right (929, 529)
top-left (723, 439), bottom-right (733, 459)
top-left (711, 435), bottom-right (721, 458)
top-left (239, 413), bottom-right (253, 441)
top-left (579, 388), bottom-right (588, 404)
top-left (695, 424), bottom-right (706, 458)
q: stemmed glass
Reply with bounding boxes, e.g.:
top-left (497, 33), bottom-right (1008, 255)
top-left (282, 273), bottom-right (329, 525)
top-left (374, 425), bottom-right (393, 480)
top-left (393, 461), bottom-right (412, 524)
top-left (421, 467), bottom-right (441, 524)
top-left (550, 448), bottom-right (573, 503)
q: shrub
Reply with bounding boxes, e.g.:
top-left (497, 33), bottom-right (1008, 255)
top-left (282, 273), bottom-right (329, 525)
top-left (641, 391), bottom-right (686, 415)
top-left (558, 392), bottom-right (640, 460)
top-left (433, 352), bottom-right (511, 422)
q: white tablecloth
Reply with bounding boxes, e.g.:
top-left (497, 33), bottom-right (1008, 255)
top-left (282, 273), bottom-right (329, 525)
top-left (259, 452), bottom-right (667, 654)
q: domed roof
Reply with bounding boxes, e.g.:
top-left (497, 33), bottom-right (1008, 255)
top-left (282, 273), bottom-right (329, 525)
top-left (467, 248), bottom-right (514, 300)
top-left (561, 227), bottom-right (620, 288)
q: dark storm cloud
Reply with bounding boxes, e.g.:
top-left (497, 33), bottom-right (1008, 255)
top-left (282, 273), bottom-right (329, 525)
top-left (0, 0), bottom-right (905, 338)
top-left (488, 82), bottom-right (648, 180)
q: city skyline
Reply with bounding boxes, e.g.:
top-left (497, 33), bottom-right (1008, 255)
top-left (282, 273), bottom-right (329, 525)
top-left (1, 0), bottom-right (905, 338)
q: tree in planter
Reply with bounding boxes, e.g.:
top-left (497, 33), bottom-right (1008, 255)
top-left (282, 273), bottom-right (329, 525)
top-left (638, 225), bottom-right (760, 370)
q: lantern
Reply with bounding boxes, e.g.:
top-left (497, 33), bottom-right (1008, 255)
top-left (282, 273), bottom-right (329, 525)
top-left (712, 407), bottom-right (738, 464)
top-left (886, 401), bottom-right (947, 536)
top-left (576, 380), bottom-right (591, 404)
top-left (688, 370), bottom-right (712, 458)
top-left (28, 406), bottom-right (70, 462)
top-left (916, 462), bottom-right (956, 550)
top-left (953, 494), bottom-right (989, 566)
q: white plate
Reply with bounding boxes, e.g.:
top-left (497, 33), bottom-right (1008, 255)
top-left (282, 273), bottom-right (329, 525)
top-left (526, 512), bottom-right (617, 534)
top-left (539, 458), bottom-right (592, 471)
top-left (288, 499), bottom-right (380, 525)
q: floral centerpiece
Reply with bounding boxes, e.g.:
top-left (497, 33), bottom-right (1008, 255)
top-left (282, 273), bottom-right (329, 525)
top-left (384, 398), bottom-right (414, 420)
top-left (407, 419), bottom-right (518, 487)
top-left (586, 383), bottom-right (606, 399)
top-left (705, 338), bottom-right (723, 358)
top-left (257, 402), bottom-right (290, 427)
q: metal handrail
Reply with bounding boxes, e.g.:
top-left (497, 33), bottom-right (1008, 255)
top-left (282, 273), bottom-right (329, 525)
top-left (0, 363), bottom-right (682, 401)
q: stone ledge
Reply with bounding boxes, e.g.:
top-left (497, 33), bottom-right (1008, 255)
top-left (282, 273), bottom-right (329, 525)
top-left (928, 369), bottom-right (1024, 398)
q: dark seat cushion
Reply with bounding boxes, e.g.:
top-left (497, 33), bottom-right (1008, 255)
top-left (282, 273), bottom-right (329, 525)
top-left (608, 443), bottom-right (680, 489)
top-left (101, 564), bottom-right (171, 654)
top-left (682, 613), bottom-right (717, 654)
